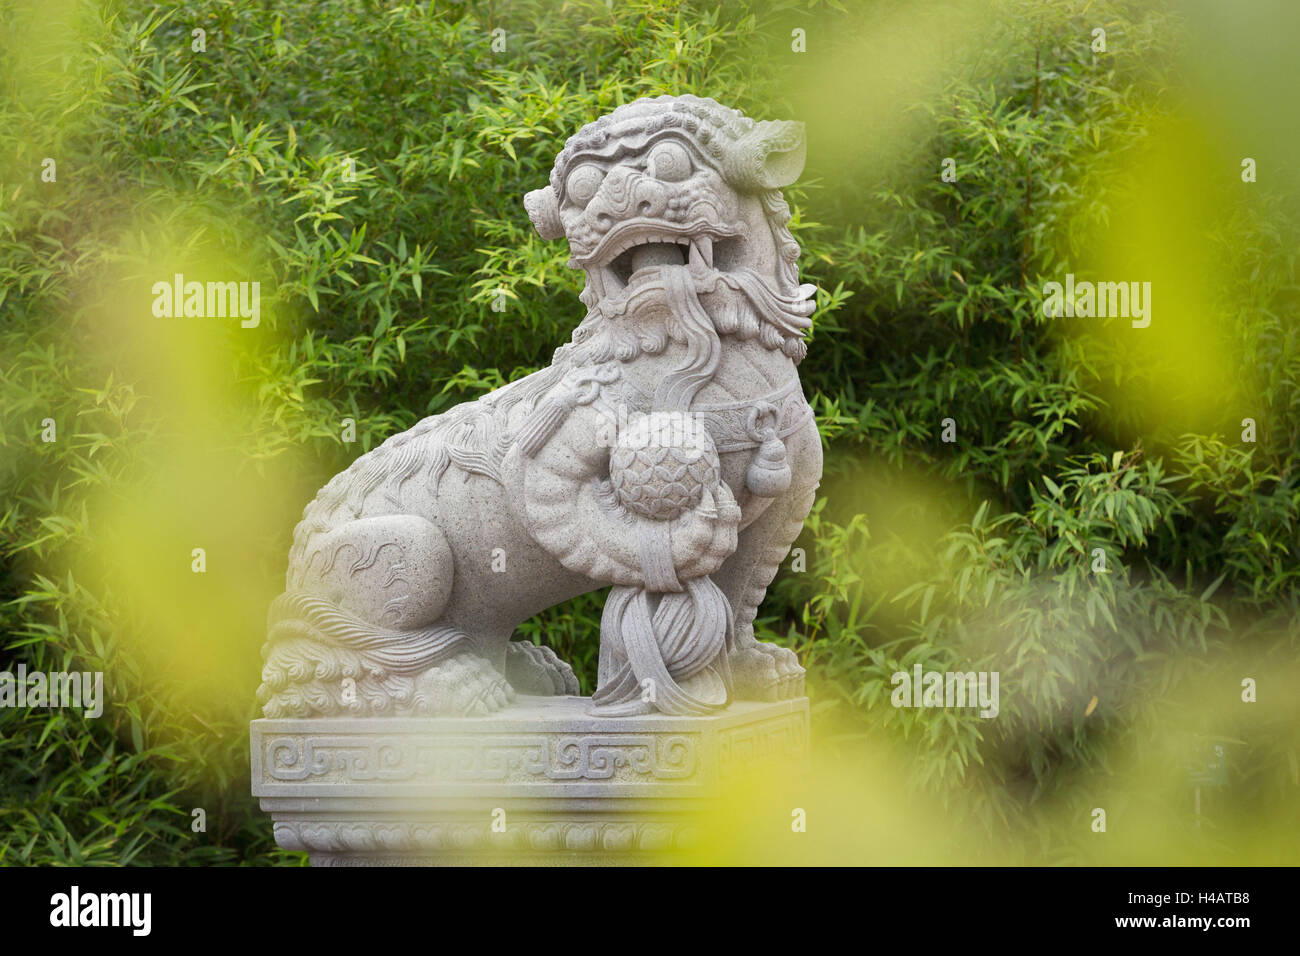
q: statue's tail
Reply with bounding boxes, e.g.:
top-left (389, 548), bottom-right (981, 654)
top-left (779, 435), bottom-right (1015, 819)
top-left (257, 591), bottom-right (472, 717)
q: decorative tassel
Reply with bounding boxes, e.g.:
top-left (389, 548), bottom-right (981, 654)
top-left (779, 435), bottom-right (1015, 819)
top-left (515, 396), bottom-right (571, 458)
top-left (746, 434), bottom-right (792, 497)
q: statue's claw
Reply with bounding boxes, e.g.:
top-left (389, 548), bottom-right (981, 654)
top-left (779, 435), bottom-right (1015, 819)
top-left (729, 640), bottom-right (805, 702)
top-left (505, 640), bottom-right (581, 696)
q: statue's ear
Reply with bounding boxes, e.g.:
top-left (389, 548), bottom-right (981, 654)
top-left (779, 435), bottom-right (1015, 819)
top-left (524, 186), bottom-right (565, 240)
top-left (726, 120), bottom-right (806, 191)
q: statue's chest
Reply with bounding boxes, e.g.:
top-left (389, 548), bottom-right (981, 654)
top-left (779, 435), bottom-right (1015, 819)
top-left (597, 361), bottom-right (810, 505)
top-left (608, 358), bottom-right (811, 455)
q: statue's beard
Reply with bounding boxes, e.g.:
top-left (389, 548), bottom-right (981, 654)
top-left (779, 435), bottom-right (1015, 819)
top-left (655, 264), bottom-right (721, 411)
top-left (565, 262), bottom-right (814, 384)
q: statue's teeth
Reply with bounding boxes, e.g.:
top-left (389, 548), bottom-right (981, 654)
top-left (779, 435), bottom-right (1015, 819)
top-left (690, 236), bottom-right (713, 269)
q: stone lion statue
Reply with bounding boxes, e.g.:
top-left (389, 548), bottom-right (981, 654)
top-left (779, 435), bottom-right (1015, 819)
top-left (258, 95), bottom-right (821, 718)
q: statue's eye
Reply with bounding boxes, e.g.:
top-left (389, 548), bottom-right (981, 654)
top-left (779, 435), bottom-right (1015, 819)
top-left (565, 165), bottom-right (605, 207)
top-left (647, 141), bottom-right (691, 182)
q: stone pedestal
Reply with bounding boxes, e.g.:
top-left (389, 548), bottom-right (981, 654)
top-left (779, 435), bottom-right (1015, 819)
top-left (251, 695), bottom-right (808, 866)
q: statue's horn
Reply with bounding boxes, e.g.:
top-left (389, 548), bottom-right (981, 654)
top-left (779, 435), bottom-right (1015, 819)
top-left (524, 185), bottom-right (565, 240)
top-left (724, 120), bottom-right (806, 192)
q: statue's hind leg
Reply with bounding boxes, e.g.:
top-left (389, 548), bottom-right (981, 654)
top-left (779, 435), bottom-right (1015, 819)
top-left (261, 515), bottom-right (513, 716)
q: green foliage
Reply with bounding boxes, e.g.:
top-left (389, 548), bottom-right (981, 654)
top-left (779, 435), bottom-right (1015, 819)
top-left (1, 0), bottom-right (1296, 864)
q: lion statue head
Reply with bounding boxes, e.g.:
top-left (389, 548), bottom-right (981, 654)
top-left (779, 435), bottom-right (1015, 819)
top-left (524, 95), bottom-right (817, 388)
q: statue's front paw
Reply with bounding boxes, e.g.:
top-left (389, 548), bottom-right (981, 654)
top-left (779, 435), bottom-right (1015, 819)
top-left (505, 640), bottom-right (581, 696)
top-left (729, 642), bottom-right (805, 701)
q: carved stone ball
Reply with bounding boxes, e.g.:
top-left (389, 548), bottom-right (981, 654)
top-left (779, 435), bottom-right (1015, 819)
top-left (609, 413), bottom-right (720, 521)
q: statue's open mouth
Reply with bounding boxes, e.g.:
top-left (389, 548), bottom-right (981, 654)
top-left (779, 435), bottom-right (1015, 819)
top-left (611, 238), bottom-right (697, 283)
top-left (569, 218), bottom-right (813, 360)
top-left (575, 223), bottom-right (740, 304)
